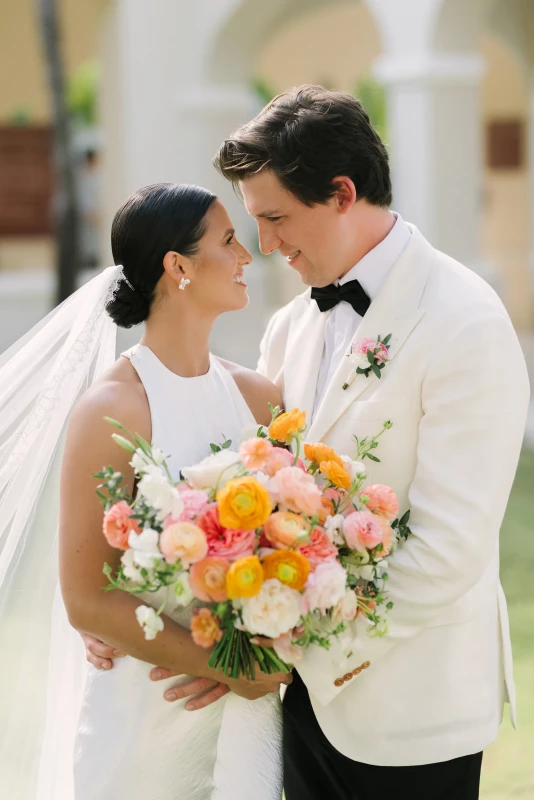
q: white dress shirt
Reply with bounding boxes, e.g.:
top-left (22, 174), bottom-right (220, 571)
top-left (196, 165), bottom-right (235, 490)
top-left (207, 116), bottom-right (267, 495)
top-left (313, 213), bottom-right (411, 417)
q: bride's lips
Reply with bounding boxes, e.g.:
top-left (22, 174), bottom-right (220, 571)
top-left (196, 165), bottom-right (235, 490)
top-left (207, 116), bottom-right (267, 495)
top-left (233, 272), bottom-right (247, 288)
top-left (285, 250), bottom-right (301, 266)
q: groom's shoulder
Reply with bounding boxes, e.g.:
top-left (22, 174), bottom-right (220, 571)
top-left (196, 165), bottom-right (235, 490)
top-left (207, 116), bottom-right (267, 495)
top-left (264, 289), bottom-right (312, 338)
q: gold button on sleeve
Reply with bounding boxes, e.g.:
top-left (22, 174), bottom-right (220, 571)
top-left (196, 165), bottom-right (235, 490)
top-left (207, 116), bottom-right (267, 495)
top-left (334, 678), bottom-right (344, 687)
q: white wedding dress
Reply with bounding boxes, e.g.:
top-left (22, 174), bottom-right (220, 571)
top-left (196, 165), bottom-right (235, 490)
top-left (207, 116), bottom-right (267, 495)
top-left (73, 345), bottom-right (283, 800)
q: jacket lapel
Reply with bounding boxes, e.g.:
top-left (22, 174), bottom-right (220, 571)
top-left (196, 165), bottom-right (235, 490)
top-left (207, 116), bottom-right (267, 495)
top-left (307, 227), bottom-right (433, 443)
top-left (282, 291), bottom-right (327, 425)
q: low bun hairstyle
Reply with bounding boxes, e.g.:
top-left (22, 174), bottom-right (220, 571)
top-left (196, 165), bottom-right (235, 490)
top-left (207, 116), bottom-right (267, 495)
top-left (106, 183), bottom-right (217, 328)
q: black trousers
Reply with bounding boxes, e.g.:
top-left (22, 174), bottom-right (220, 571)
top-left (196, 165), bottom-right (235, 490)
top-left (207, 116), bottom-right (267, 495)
top-left (283, 671), bottom-right (483, 800)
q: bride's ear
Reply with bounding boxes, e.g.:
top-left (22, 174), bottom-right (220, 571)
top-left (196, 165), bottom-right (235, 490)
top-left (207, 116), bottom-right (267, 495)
top-left (162, 251), bottom-right (193, 287)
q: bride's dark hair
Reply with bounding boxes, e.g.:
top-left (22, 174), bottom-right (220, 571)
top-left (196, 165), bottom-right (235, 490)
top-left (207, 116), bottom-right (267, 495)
top-left (106, 182), bottom-right (217, 328)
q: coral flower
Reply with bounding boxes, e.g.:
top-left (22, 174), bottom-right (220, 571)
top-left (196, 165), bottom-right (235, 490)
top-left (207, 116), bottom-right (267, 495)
top-left (319, 460), bottom-right (352, 490)
top-left (239, 437), bottom-right (274, 472)
top-left (103, 501), bottom-right (140, 550)
top-left (217, 477), bottom-right (272, 531)
top-left (269, 409), bottom-right (306, 443)
top-left (361, 484), bottom-right (400, 521)
top-left (191, 608), bottom-right (223, 649)
top-left (343, 510), bottom-right (387, 553)
top-left (263, 511), bottom-right (309, 549)
top-left (197, 503), bottom-right (256, 560)
top-left (159, 522), bottom-right (208, 567)
top-left (304, 443), bottom-right (343, 467)
top-left (190, 557), bottom-right (230, 602)
top-left (226, 555), bottom-right (265, 599)
top-left (269, 466), bottom-right (323, 517)
top-left (297, 527), bottom-right (338, 568)
top-left (262, 549), bottom-right (311, 591)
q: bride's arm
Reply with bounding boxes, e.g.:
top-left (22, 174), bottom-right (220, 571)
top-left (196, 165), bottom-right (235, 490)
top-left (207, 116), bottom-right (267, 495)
top-left (60, 378), bottom-right (287, 700)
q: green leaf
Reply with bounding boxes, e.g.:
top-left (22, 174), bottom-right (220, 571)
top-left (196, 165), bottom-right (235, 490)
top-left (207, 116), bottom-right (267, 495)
top-left (133, 433), bottom-right (152, 457)
top-left (367, 349), bottom-right (375, 365)
top-left (371, 364), bottom-right (382, 379)
top-left (210, 443), bottom-right (221, 453)
top-left (356, 367), bottom-right (368, 375)
top-left (222, 439), bottom-right (232, 450)
top-left (95, 490), bottom-right (108, 502)
top-left (400, 510), bottom-right (411, 526)
top-left (366, 454), bottom-right (380, 462)
top-left (382, 333), bottom-right (392, 346)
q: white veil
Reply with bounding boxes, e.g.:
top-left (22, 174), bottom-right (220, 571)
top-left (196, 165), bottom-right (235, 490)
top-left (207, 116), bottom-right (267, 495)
top-left (0, 266), bottom-right (123, 798)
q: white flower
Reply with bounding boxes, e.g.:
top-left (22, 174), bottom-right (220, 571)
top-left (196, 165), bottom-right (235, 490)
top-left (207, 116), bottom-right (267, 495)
top-left (130, 448), bottom-right (166, 473)
top-left (348, 352), bottom-right (366, 370)
top-left (251, 470), bottom-right (270, 486)
top-left (333, 589), bottom-right (359, 623)
top-left (302, 561), bottom-right (347, 614)
top-left (241, 579), bottom-right (302, 639)
top-left (128, 528), bottom-right (162, 569)
top-left (137, 470), bottom-right (183, 520)
top-left (135, 605), bottom-right (164, 640)
top-left (121, 548), bottom-right (144, 582)
top-left (324, 514), bottom-right (345, 545)
top-left (369, 617), bottom-right (389, 638)
top-left (181, 449), bottom-right (242, 491)
top-left (172, 572), bottom-right (194, 607)
top-left (340, 456), bottom-right (366, 480)
top-left (358, 564), bottom-right (375, 582)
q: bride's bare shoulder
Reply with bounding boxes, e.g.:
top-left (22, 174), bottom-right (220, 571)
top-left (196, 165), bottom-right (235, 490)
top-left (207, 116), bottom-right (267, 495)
top-left (218, 358), bottom-right (282, 426)
top-left (69, 355), bottom-right (151, 442)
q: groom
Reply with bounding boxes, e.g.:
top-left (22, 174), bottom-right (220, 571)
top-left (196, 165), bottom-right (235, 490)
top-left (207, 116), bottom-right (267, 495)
top-left (86, 86), bottom-right (530, 799)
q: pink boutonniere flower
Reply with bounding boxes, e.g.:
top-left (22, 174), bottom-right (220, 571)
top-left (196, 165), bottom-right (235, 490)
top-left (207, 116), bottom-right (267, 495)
top-left (342, 333), bottom-right (392, 390)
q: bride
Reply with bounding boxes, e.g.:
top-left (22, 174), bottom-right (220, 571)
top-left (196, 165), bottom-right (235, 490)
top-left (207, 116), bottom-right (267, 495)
top-left (0, 183), bottom-right (289, 799)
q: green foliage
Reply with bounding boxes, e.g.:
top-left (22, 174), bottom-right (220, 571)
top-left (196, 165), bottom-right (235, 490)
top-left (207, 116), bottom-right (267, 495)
top-left (67, 60), bottom-right (99, 126)
top-left (352, 75), bottom-right (388, 144)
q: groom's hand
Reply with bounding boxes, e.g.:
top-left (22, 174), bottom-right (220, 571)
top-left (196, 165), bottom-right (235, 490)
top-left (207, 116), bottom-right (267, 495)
top-left (149, 668), bottom-right (231, 710)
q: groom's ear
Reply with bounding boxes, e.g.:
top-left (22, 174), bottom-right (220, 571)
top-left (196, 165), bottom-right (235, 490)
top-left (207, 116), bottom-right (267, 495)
top-left (331, 176), bottom-right (357, 214)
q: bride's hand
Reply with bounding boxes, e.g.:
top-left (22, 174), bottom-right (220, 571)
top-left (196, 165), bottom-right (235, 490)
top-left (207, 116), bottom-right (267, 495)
top-left (81, 633), bottom-right (126, 670)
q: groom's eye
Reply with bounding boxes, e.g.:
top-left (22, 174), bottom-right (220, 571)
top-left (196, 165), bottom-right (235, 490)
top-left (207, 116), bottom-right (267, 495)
top-left (267, 216), bottom-right (281, 223)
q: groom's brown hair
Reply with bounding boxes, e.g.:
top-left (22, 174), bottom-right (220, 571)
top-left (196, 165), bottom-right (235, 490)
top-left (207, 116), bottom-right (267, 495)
top-left (214, 84), bottom-right (392, 208)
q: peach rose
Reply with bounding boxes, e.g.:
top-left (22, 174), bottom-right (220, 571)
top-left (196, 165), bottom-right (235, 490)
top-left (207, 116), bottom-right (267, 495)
top-left (103, 501), bottom-right (140, 550)
top-left (239, 437), bottom-right (274, 472)
top-left (159, 522), bottom-right (208, 567)
top-left (319, 460), bottom-right (352, 490)
top-left (304, 443), bottom-right (343, 467)
top-left (263, 511), bottom-right (309, 549)
top-left (191, 608), bottom-right (223, 648)
top-left (360, 484), bottom-right (400, 521)
top-left (297, 527), bottom-right (338, 568)
top-left (197, 503), bottom-right (256, 561)
top-left (216, 477), bottom-right (272, 530)
top-left (190, 557), bottom-right (230, 602)
top-left (269, 466), bottom-right (323, 517)
top-left (269, 409), bottom-right (306, 443)
top-left (343, 510), bottom-right (388, 553)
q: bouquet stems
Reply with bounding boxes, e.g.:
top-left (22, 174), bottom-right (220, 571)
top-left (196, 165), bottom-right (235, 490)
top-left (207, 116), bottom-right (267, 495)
top-left (208, 624), bottom-right (291, 679)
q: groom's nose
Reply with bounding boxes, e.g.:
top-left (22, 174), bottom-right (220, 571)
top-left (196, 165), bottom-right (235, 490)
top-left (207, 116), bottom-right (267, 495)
top-left (257, 223), bottom-right (282, 256)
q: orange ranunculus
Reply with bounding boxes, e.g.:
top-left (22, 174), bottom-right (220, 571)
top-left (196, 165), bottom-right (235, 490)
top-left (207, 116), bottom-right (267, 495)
top-left (262, 549), bottom-right (310, 591)
top-left (304, 443), bottom-right (343, 468)
top-left (269, 409), bottom-right (306, 443)
top-left (317, 495), bottom-right (336, 526)
top-left (226, 555), bottom-right (264, 599)
top-left (320, 460), bottom-right (352, 490)
top-left (191, 608), bottom-right (223, 648)
top-left (263, 510), bottom-right (309, 549)
top-left (190, 557), bottom-right (230, 602)
top-left (216, 477), bottom-right (272, 530)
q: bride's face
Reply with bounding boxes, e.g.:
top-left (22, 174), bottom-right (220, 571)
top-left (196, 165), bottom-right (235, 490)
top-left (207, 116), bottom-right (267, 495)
top-left (185, 201), bottom-right (252, 314)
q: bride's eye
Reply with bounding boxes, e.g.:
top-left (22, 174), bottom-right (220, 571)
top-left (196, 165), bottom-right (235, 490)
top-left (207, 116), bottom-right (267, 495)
top-left (226, 235), bottom-right (234, 244)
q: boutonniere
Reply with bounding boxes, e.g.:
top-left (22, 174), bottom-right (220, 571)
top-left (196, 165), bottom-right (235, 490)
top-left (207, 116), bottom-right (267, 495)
top-left (342, 334), bottom-right (392, 390)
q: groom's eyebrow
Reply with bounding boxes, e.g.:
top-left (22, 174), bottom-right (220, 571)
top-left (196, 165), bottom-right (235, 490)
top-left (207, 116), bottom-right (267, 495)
top-left (256, 209), bottom-right (283, 218)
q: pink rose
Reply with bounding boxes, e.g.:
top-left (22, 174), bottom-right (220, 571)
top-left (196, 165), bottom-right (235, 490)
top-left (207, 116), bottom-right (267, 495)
top-left (302, 560), bottom-right (347, 614)
top-left (269, 466), bottom-right (323, 517)
top-left (264, 447), bottom-right (306, 477)
top-left (197, 503), bottom-right (256, 561)
top-left (343, 510), bottom-right (390, 553)
top-left (166, 485), bottom-right (209, 524)
top-left (352, 337), bottom-right (388, 365)
top-left (239, 437), bottom-right (274, 472)
top-left (103, 501), bottom-right (140, 550)
top-left (159, 522), bottom-right (208, 567)
top-left (360, 484), bottom-right (400, 521)
top-left (297, 527), bottom-right (338, 569)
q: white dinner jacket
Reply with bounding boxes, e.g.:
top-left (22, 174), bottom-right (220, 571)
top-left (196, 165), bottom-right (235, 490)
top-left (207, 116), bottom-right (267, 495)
top-left (258, 225), bottom-right (530, 767)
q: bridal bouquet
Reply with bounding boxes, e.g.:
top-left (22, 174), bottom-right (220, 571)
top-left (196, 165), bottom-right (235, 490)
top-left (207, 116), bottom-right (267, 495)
top-left (96, 407), bottom-right (411, 679)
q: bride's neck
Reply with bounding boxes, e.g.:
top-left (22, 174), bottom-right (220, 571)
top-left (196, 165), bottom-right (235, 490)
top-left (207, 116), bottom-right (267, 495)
top-left (140, 302), bottom-right (214, 378)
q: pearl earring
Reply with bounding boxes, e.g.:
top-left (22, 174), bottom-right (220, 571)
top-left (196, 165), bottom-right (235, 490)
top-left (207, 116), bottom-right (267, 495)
top-left (179, 277), bottom-right (190, 291)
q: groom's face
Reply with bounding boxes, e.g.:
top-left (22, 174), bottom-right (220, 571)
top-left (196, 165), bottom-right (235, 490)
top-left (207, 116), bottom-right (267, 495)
top-left (240, 170), bottom-right (352, 288)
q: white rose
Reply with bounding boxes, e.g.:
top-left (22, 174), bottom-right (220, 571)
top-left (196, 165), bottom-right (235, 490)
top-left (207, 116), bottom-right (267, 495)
top-left (137, 470), bottom-right (183, 520)
top-left (324, 514), bottom-right (345, 545)
top-left (121, 548), bottom-right (144, 582)
top-left (172, 572), bottom-right (194, 607)
top-left (128, 528), bottom-right (162, 569)
top-left (333, 589), bottom-right (359, 623)
top-left (241, 579), bottom-right (302, 639)
top-left (135, 605), bottom-right (164, 640)
top-left (181, 449), bottom-right (242, 491)
top-left (340, 456), bottom-right (366, 480)
top-left (347, 352), bottom-right (365, 370)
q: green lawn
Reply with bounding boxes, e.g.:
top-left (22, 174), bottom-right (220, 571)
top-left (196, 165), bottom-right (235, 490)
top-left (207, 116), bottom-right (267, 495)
top-left (481, 446), bottom-right (534, 798)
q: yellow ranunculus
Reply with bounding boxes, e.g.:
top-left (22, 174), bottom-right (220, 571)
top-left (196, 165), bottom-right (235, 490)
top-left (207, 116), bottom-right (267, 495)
top-left (269, 408), bottom-right (306, 443)
top-left (320, 460), bottom-right (352, 490)
top-left (226, 555), bottom-right (264, 599)
top-left (262, 549), bottom-right (310, 591)
top-left (216, 476), bottom-right (272, 530)
top-left (304, 442), bottom-right (343, 467)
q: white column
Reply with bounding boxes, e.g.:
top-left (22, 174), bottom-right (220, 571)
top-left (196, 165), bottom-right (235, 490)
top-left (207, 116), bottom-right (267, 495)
top-left (374, 52), bottom-right (499, 287)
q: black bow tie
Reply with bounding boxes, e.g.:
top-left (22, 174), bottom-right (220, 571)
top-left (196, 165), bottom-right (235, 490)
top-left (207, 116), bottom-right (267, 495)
top-left (311, 279), bottom-right (371, 316)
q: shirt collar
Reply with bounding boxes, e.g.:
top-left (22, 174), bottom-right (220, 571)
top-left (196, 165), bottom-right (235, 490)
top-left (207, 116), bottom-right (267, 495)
top-left (338, 212), bottom-right (411, 301)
